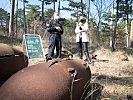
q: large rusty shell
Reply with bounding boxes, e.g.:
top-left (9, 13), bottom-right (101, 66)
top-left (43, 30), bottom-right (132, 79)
top-left (0, 43), bottom-right (28, 82)
top-left (0, 59), bottom-right (91, 100)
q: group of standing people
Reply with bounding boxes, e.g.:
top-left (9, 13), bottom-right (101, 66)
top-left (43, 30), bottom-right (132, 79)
top-left (46, 12), bottom-right (92, 64)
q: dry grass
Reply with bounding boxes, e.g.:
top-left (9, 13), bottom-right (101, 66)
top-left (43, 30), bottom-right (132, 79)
top-left (17, 46), bottom-right (133, 99)
top-left (0, 35), bottom-right (133, 100)
top-left (87, 48), bottom-right (133, 100)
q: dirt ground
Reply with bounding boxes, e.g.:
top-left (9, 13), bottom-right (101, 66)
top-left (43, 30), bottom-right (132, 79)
top-left (0, 34), bottom-right (133, 99)
top-left (25, 47), bottom-right (133, 100)
top-left (85, 48), bottom-right (133, 100)
top-left (2, 43), bottom-right (133, 100)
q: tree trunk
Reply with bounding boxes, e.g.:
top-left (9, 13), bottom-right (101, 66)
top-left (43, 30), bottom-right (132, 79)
top-left (125, 0), bottom-right (129, 47)
top-left (87, 0), bottom-right (90, 23)
top-left (41, 0), bottom-right (45, 37)
top-left (125, 15), bottom-right (129, 47)
top-left (130, 20), bottom-right (133, 47)
top-left (58, 0), bottom-right (60, 15)
top-left (15, 0), bottom-right (18, 37)
top-left (53, 0), bottom-right (55, 12)
top-left (87, 0), bottom-right (93, 50)
top-left (9, 0), bottom-right (15, 37)
top-left (42, 0), bottom-right (44, 22)
top-left (96, 22), bottom-right (100, 48)
top-left (110, 0), bottom-right (114, 47)
top-left (81, 0), bottom-right (83, 15)
top-left (129, 1), bottom-right (133, 47)
top-left (22, 0), bottom-right (27, 35)
top-left (111, 0), bottom-right (119, 51)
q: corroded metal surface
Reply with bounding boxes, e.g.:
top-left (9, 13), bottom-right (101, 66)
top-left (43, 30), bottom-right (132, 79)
top-left (0, 43), bottom-right (28, 82)
top-left (0, 59), bottom-right (91, 100)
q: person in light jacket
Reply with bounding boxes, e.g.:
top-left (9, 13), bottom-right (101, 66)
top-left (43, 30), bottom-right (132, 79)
top-left (75, 16), bottom-right (92, 64)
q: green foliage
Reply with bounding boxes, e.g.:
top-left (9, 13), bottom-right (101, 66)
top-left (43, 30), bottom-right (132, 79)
top-left (26, 4), bottom-right (41, 24)
top-left (102, 11), bottom-right (112, 22)
top-left (101, 11), bottom-right (112, 34)
top-left (39, 0), bottom-right (53, 3)
top-left (69, 0), bottom-right (85, 9)
top-left (15, 9), bottom-right (24, 27)
top-left (61, 7), bottom-right (74, 11)
top-left (44, 8), bottom-right (54, 22)
top-left (63, 19), bottom-right (76, 35)
top-left (114, 0), bottom-right (132, 21)
top-left (49, 18), bottom-right (76, 36)
top-left (0, 0), bottom-right (132, 49)
top-left (64, 19), bottom-right (76, 27)
top-left (0, 8), bottom-right (9, 35)
top-left (63, 0), bottom-right (86, 18)
top-left (89, 18), bottom-right (97, 29)
top-left (0, 8), bottom-right (9, 27)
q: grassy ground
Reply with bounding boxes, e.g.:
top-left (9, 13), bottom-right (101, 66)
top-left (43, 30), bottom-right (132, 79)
top-left (88, 48), bottom-right (133, 100)
top-left (0, 35), bottom-right (133, 100)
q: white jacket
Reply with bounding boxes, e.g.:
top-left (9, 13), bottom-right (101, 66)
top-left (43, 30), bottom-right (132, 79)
top-left (75, 22), bottom-right (89, 42)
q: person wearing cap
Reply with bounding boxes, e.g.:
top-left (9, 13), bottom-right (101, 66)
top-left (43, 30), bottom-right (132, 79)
top-left (46, 12), bottom-right (63, 61)
top-left (75, 16), bottom-right (92, 64)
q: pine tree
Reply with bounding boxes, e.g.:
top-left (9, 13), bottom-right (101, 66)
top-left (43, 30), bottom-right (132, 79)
top-left (9, 0), bottom-right (15, 36)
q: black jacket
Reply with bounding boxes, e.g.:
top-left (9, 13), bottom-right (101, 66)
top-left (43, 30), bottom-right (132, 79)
top-left (47, 19), bottom-right (63, 35)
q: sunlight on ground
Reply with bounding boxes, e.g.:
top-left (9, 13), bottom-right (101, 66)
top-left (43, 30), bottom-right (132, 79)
top-left (89, 48), bottom-right (133, 99)
top-left (6, 44), bottom-right (133, 99)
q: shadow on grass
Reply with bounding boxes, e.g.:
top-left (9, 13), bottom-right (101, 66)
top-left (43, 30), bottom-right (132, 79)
top-left (62, 42), bottom-right (99, 55)
top-left (63, 41), bottom-right (78, 54)
top-left (90, 73), bottom-right (133, 99)
top-left (95, 74), bottom-right (133, 87)
top-left (83, 83), bottom-right (104, 100)
top-left (123, 47), bottom-right (133, 55)
top-left (122, 67), bottom-right (133, 76)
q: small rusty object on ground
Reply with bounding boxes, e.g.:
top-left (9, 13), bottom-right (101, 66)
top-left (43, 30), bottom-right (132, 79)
top-left (0, 43), bottom-right (28, 82)
top-left (0, 59), bottom-right (91, 100)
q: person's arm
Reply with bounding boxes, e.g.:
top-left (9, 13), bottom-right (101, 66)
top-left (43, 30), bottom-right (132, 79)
top-left (75, 24), bottom-right (82, 34)
top-left (47, 20), bottom-right (57, 32)
top-left (60, 25), bottom-right (63, 34)
top-left (81, 22), bottom-right (88, 32)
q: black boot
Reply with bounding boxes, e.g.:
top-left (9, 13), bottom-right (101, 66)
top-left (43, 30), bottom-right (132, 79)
top-left (79, 52), bottom-right (83, 59)
top-left (84, 52), bottom-right (92, 64)
top-left (46, 58), bottom-right (52, 62)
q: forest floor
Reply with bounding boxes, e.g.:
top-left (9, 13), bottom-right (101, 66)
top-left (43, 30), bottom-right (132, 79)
top-left (14, 43), bottom-right (133, 100)
top-left (0, 35), bottom-right (133, 100)
top-left (85, 48), bottom-right (133, 100)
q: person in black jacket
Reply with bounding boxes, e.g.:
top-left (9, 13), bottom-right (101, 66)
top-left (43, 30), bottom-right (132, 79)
top-left (46, 12), bottom-right (63, 61)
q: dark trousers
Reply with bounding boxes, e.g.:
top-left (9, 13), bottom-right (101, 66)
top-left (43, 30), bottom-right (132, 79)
top-left (48, 33), bottom-right (62, 58)
top-left (77, 38), bottom-right (91, 62)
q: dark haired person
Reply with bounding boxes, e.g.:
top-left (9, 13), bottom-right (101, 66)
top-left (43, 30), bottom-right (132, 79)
top-left (75, 16), bottom-right (92, 64)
